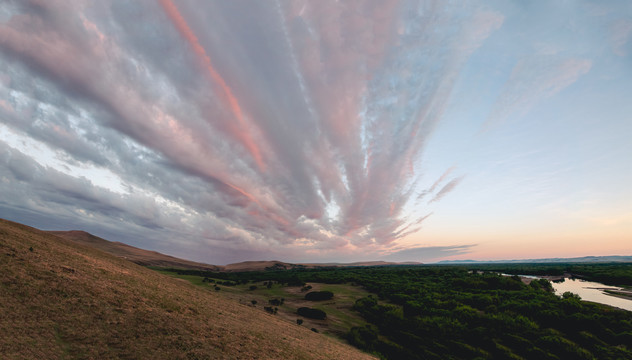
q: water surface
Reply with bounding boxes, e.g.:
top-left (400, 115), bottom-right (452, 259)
top-left (551, 278), bottom-right (632, 312)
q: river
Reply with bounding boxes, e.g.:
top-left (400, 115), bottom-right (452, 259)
top-left (550, 278), bottom-right (632, 312)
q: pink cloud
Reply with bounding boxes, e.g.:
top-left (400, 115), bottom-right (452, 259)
top-left (0, 1), bottom-right (507, 263)
top-left (159, 0), bottom-right (266, 172)
top-left (429, 176), bottom-right (465, 204)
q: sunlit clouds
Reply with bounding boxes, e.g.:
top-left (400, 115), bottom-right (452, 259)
top-left (1, 1), bottom-right (630, 264)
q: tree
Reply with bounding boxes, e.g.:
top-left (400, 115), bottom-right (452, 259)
top-left (305, 291), bottom-right (334, 301)
top-left (297, 307), bottom-right (327, 320)
top-left (562, 291), bottom-right (581, 301)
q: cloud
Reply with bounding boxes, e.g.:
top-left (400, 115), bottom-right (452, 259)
top-left (382, 244), bottom-right (476, 263)
top-left (484, 57), bottom-right (592, 129)
top-left (429, 176), bottom-right (466, 204)
top-left (0, 1), bottom-right (502, 264)
top-left (611, 19), bottom-right (632, 56)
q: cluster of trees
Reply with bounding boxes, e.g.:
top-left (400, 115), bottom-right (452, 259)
top-left (268, 298), bottom-right (284, 306)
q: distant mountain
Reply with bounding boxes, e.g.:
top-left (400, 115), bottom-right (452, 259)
top-left (438, 255), bottom-right (632, 264)
top-left (1, 218), bottom-right (372, 359)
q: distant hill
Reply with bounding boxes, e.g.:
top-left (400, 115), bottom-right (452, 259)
top-left (48, 230), bottom-right (221, 271)
top-left (0, 218), bottom-right (374, 359)
top-left (221, 260), bottom-right (423, 272)
top-left (438, 255), bottom-right (632, 264)
top-left (48, 230), bottom-right (421, 272)
top-left (222, 260), bottom-right (300, 272)
top-left (300, 261), bottom-right (423, 267)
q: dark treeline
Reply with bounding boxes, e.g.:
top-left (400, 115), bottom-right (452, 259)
top-left (462, 262), bottom-right (632, 286)
top-left (159, 264), bottom-right (632, 359)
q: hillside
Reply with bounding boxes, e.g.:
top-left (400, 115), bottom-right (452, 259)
top-left (48, 230), bottom-right (221, 271)
top-left (0, 219), bottom-right (374, 359)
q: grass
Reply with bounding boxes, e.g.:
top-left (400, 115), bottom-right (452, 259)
top-left (153, 271), bottom-right (374, 339)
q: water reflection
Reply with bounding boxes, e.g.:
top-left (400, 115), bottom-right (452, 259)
top-left (551, 278), bottom-right (632, 312)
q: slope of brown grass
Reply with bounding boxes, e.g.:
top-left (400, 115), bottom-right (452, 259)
top-left (48, 230), bottom-right (221, 271)
top-left (1, 219), bottom-right (374, 359)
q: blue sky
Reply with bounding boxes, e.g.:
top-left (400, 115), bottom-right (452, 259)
top-left (0, 0), bottom-right (630, 264)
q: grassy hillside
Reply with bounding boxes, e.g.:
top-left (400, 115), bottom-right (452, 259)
top-left (0, 219), bottom-right (374, 359)
top-left (48, 230), bottom-right (221, 271)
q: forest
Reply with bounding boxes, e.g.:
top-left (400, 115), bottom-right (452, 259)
top-left (160, 264), bottom-right (632, 359)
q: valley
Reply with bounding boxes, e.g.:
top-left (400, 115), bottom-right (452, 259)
top-left (4, 218), bottom-right (632, 359)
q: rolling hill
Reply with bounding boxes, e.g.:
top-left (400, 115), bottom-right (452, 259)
top-left (0, 219), bottom-right (374, 359)
top-left (49, 230), bottom-right (421, 272)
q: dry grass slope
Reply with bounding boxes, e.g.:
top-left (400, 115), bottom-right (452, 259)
top-left (0, 219), bottom-right (374, 360)
top-left (48, 230), bottom-right (221, 271)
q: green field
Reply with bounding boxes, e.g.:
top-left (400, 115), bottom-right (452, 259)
top-left (154, 268), bottom-right (373, 336)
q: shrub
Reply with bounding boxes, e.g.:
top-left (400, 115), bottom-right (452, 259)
top-left (249, 285), bottom-right (258, 290)
top-left (269, 298), bottom-right (283, 306)
top-left (305, 291), bottom-right (334, 301)
top-left (297, 307), bottom-right (327, 320)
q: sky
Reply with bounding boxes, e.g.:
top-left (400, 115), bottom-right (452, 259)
top-left (0, 0), bottom-right (630, 265)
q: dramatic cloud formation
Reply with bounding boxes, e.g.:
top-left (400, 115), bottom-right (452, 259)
top-left (1, 1), bottom-right (630, 263)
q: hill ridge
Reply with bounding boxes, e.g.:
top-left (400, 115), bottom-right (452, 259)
top-left (48, 230), bottom-right (222, 271)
